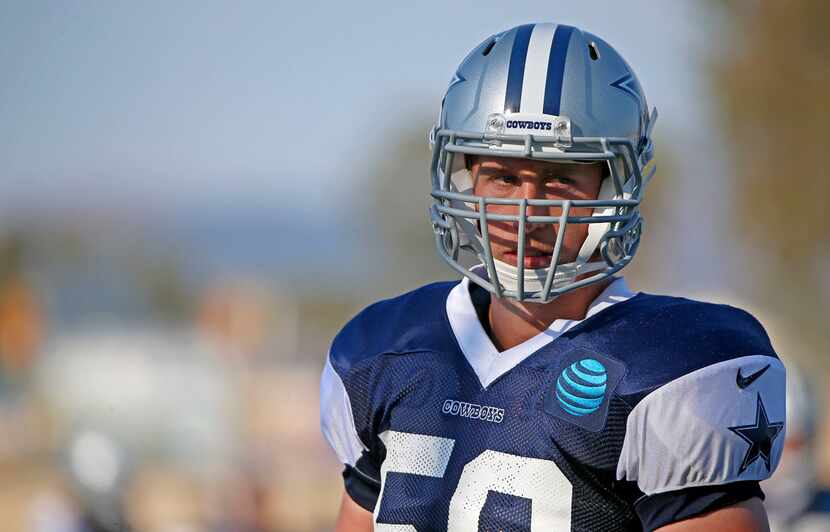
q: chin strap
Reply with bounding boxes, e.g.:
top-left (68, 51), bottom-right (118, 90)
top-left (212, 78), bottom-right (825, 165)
top-left (493, 258), bottom-right (607, 293)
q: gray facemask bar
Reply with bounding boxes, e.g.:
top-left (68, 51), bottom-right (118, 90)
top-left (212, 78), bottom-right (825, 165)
top-left (429, 128), bottom-right (653, 303)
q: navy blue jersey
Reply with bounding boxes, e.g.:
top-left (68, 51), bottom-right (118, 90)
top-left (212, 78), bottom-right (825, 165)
top-left (320, 278), bottom-right (786, 531)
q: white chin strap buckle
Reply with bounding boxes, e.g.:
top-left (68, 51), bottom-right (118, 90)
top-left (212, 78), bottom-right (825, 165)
top-left (493, 259), bottom-right (578, 293)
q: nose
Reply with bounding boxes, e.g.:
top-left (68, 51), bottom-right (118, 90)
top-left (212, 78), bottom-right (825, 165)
top-left (521, 182), bottom-right (547, 233)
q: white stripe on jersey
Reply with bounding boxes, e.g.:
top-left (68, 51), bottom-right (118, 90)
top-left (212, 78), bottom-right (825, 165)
top-left (616, 355), bottom-right (786, 495)
top-left (320, 356), bottom-right (368, 466)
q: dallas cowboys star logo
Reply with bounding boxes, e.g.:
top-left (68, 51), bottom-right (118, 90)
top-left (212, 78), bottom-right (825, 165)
top-left (610, 72), bottom-right (646, 116)
top-left (728, 393), bottom-right (785, 475)
top-left (447, 71), bottom-right (466, 92)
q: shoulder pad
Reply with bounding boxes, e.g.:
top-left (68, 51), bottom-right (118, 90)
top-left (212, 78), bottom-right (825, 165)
top-left (577, 294), bottom-right (777, 400)
top-left (329, 281), bottom-right (458, 377)
top-left (617, 354), bottom-right (786, 495)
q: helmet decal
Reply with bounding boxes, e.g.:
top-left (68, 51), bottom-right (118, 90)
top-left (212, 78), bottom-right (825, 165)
top-left (542, 24), bottom-right (575, 116)
top-left (610, 72), bottom-right (646, 118)
top-left (447, 71), bottom-right (466, 92)
top-left (504, 24), bottom-right (534, 113)
top-left (503, 24), bottom-right (577, 116)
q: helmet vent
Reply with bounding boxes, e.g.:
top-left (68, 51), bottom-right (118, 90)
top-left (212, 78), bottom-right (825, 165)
top-left (482, 39), bottom-right (497, 56)
top-left (588, 42), bottom-right (600, 61)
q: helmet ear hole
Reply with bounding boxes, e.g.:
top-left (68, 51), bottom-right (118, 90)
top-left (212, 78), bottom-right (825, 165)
top-left (482, 39), bottom-right (497, 57)
top-left (588, 41), bottom-right (600, 61)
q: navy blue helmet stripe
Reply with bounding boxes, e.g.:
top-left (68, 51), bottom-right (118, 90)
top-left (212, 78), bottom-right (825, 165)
top-left (543, 24), bottom-right (575, 116)
top-left (503, 24), bottom-right (534, 113)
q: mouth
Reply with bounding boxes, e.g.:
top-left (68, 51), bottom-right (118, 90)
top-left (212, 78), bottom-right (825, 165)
top-left (502, 251), bottom-right (552, 269)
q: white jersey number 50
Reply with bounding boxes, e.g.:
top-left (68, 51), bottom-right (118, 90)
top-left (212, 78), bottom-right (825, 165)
top-left (374, 430), bottom-right (572, 531)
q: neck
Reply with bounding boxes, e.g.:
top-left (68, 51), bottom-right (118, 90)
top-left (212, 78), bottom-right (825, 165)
top-left (487, 278), bottom-right (613, 351)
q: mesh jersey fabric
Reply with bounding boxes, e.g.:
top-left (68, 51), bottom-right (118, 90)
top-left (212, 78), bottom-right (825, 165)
top-left (322, 279), bottom-right (783, 531)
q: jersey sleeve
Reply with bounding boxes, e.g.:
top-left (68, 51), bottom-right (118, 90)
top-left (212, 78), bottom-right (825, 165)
top-left (320, 353), bottom-right (381, 511)
top-left (319, 282), bottom-right (459, 512)
top-left (616, 355), bottom-right (786, 529)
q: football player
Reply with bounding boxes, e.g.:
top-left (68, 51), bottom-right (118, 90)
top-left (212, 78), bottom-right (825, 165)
top-left (321, 23), bottom-right (785, 531)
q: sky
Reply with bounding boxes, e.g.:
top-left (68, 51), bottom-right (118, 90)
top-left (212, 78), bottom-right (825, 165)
top-left (0, 1), bottom-right (713, 212)
top-left (0, 1), bottom-right (733, 289)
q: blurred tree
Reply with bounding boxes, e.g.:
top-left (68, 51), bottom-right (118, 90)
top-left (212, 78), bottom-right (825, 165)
top-left (0, 235), bottom-right (25, 283)
top-left (0, 224), bottom-right (196, 331)
top-left (130, 255), bottom-right (194, 324)
top-left (361, 113), bottom-right (454, 297)
top-left (0, 277), bottom-right (42, 374)
top-left (0, 233), bottom-right (42, 376)
top-left (710, 1), bottom-right (830, 365)
top-left (623, 139), bottom-right (683, 292)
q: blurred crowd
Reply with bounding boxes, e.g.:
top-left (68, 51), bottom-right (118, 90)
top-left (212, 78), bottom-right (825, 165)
top-left (0, 244), bottom-right (343, 531)
top-left (0, 231), bottom-right (827, 532)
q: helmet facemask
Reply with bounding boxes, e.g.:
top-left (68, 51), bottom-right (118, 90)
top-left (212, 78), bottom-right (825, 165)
top-left (429, 120), bottom-right (656, 303)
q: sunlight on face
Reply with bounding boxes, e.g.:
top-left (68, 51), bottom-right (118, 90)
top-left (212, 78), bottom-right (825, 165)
top-left (469, 156), bottom-right (605, 268)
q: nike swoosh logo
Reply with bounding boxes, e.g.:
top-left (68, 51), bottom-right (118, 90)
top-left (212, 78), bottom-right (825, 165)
top-left (736, 364), bottom-right (771, 389)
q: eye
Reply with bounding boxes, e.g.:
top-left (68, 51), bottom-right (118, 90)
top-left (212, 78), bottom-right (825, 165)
top-left (493, 174), bottom-right (519, 186)
top-left (549, 175), bottom-right (577, 186)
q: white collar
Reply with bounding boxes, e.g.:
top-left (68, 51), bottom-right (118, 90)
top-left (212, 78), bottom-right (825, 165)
top-left (445, 277), bottom-right (636, 388)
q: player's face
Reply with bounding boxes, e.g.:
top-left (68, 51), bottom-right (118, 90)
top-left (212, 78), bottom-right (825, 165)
top-left (470, 156), bottom-right (604, 269)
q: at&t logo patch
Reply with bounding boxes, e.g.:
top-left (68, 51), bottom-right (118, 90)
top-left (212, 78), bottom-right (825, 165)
top-left (544, 349), bottom-right (626, 432)
top-left (556, 358), bottom-right (607, 416)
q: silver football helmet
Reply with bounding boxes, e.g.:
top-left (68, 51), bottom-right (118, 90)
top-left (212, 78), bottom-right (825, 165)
top-left (429, 23), bottom-right (657, 302)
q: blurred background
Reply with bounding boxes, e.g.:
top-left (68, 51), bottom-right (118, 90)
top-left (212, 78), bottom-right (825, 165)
top-left (0, 1), bottom-right (828, 530)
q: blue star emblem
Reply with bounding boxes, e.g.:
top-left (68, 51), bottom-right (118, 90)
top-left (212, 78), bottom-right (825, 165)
top-left (728, 393), bottom-right (785, 475)
top-left (447, 71), bottom-right (466, 92)
top-left (610, 72), bottom-right (646, 118)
